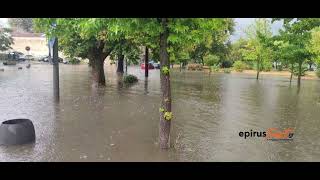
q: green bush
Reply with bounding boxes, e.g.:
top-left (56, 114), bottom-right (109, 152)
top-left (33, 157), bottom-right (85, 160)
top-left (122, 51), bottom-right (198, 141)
top-left (233, 61), bottom-right (246, 72)
top-left (70, 57), bottom-right (81, 64)
top-left (223, 68), bottom-right (231, 73)
top-left (262, 61), bottom-right (272, 72)
top-left (221, 60), bottom-right (233, 68)
top-left (204, 54), bottom-right (219, 66)
top-left (123, 74), bottom-right (138, 84)
top-left (210, 64), bottom-right (220, 72)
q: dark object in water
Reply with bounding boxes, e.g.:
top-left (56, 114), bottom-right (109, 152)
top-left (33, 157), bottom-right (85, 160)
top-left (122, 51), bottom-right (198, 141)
top-left (3, 61), bottom-right (16, 65)
top-left (18, 67), bottom-right (22, 70)
top-left (26, 64), bottom-right (31, 68)
top-left (0, 68), bottom-right (4, 71)
top-left (0, 119), bottom-right (36, 146)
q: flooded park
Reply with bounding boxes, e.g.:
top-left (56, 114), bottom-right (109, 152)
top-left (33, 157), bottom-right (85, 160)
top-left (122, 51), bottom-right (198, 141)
top-left (1, 18), bottom-right (320, 162)
top-left (1, 62), bottom-right (320, 161)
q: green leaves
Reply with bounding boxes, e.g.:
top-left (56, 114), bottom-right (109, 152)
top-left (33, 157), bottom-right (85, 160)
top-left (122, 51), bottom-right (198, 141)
top-left (188, 18), bottom-right (235, 65)
top-left (171, 23), bottom-right (189, 33)
top-left (204, 54), bottom-right (220, 66)
top-left (161, 66), bottom-right (170, 75)
top-left (159, 107), bottom-right (165, 113)
top-left (163, 112), bottom-right (173, 121)
top-left (34, 18), bottom-right (235, 71)
top-left (273, 18), bottom-right (318, 70)
top-left (308, 27), bottom-right (320, 63)
top-left (238, 19), bottom-right (274, 67)
top-left (159, 106), bottom-right (173, 121)
top-left (168, 34), bottom-right (179, 44)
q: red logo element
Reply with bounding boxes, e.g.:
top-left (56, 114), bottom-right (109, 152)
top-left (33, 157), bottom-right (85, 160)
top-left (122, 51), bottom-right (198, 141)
top-left (266, 128), bottom-right (294, 140)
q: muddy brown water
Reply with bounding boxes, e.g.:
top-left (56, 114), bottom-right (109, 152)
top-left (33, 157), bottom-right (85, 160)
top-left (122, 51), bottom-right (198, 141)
top-left (0, 62), bottom-right (320, 161)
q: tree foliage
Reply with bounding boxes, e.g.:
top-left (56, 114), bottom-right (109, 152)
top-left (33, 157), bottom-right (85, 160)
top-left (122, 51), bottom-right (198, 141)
top-left (308, 26), bottom-right (320, 65)
top-left (0, 28), bottom-right (14, 51)
top-left (272, 18), bottom-right (320, 84)
top-left (9, 18), bottom-right (33, 32)
top-left (189, 18), bottom-right (235, 65)
top-left (240, 18), bottom-right (274, 77)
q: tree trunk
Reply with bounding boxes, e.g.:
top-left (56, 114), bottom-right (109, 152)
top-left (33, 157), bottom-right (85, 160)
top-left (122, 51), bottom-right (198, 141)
top-left (88, 60), bottom-right (93, 67)
top-left (290, 63), bottom-right (293, 83)
top-left (117, 54), bottom-right (124, 73)
top-left (48, 46), bottom-right (52, 64)
top-left (89, 58), bottom-right (95, 68)
top-left (179, 63), bottom-right (182, 72)
top-left (159, 18), bottom-right (172, 149)
top-left (125, 59), bottom-right (128, 74)
top-left (91, 56), bottom-right (106, 86)
top-left (145, 46), bottom-right (149, 77)
top-left (256, 60), bottom-right (260, 80)
top-left (144, 79), bottom-right (148, 94)
top-left (309, 63), bottom-right (312, 71)
top-left (297, 62), bottom-right (302, 87)
top-left (52, 38), bottom-right (59, 101)
top-left (48, 43), bottom-right (51, 58)
top-left (89, 41), bottom-right (111, 86)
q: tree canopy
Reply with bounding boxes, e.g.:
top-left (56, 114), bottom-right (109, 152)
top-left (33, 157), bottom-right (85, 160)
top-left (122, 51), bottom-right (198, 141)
top-left (0, 28), bottom-right (13, 51)
top-left (9, 18), bottom-right (33, 32)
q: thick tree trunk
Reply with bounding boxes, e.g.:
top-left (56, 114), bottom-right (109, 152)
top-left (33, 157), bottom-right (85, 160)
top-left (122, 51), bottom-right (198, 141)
top-left (145, 46), bottom-right (149, 77)
top-left (256, 60), bottom-right (260, 80)
top-left (159, 18), bottom-right (172, 149)
top-left (92, 57), bottom-right (106, 86)
top-left (117, 54), bottom-right (124, 73)
top-left (89, 41), bottom-right (111, 86)
top-left (88, 59), bottom-right (94, 68)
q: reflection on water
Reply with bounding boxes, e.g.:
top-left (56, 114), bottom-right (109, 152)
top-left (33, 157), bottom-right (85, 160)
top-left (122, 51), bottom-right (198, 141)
top-left (0, 62), bottom-right (320, 161)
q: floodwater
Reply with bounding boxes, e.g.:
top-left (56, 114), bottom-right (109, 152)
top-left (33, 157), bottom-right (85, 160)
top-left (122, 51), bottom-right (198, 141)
top-left (0, 62), bottom-right (320, 162)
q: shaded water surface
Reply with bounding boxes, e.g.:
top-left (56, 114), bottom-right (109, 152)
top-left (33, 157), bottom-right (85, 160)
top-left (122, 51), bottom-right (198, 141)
top-left (0, 63), bottom-right (320, 161)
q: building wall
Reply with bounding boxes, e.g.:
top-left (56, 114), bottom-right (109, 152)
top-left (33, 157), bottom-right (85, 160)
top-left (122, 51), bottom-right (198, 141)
top-left (11, 37), bottom-right (48, 56)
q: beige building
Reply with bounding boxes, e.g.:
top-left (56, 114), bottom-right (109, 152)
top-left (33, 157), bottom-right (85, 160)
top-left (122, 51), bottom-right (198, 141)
top-left (10, 32), bottom-right (49, 56)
